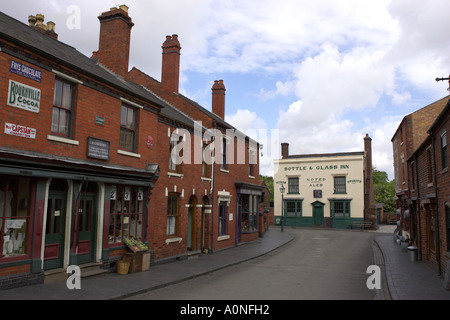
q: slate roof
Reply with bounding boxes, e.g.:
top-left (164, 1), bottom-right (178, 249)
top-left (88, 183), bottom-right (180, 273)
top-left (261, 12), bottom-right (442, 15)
top-left (0, 11), bottom-right (195, 129)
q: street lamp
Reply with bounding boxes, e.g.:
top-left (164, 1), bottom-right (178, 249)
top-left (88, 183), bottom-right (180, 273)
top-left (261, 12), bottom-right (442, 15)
top-left (280, 183), bottom-right (285, 232)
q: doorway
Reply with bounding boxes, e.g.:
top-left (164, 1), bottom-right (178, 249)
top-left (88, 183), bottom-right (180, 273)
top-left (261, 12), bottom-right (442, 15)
top-left (44, 179), bottom-right (68, 270)
top-left (187, 196), bottom-right (197, 251)
top-left (312, 202), bottom-right (324, 227)
top-left (75, 182), bottom-right (97, 265)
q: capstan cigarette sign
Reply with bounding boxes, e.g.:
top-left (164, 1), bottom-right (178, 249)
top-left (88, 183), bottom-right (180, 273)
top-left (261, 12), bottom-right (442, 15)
top-left (4, 123), bottom-right (36, 139)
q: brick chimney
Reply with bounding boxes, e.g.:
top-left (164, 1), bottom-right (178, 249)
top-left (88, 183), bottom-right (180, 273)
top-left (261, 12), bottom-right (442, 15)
top-left (281, 143), bottom-right (289, 159)
top-left (161, 35), bottom-right (182, 93)
top-left (28, 14), bottom-right (58, 40)
top-left (95, 5), bottom-right (134, 77)
top-left (211, 80), bottom-right (226, 119)
top-left (364, 133), bottom-right (377, 229)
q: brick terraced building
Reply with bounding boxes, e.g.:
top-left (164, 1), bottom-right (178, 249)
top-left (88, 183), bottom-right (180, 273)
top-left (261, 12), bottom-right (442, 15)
top-left (0, 5), bottom-right (264, 288)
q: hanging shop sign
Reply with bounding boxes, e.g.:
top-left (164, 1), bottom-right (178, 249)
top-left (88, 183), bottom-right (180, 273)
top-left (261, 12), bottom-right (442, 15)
top-left (9, 60), bottom-right (42, 82)
top-left (4, 122), bottom-right (36, 139)
top-left (7, 80), bottom-right (41, 113)
top-left (87, 137), bottom-right (110, 161)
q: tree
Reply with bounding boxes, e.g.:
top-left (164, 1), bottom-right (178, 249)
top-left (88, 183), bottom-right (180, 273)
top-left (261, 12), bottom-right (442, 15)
top-left (259, 175), bottom-right (274, 201)
top-left (372, 167), bottom-right (396, 212)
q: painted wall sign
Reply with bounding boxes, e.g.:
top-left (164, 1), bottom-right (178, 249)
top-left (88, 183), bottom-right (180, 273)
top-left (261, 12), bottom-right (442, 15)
top-left (284, 164), bottom-right (350, 172)
top-left (87, 137), bottom-right (110, 161)
top-left (4, 122), bottom-right (36, 139)
top-left (7, 80), bottom-right (41, 113)
top-left (9, 60), bottom-right (42, 82)
top-left (146, 136), bottom-right (154, 149)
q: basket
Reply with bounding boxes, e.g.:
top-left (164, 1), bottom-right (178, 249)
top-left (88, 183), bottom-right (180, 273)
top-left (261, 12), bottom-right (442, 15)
top-left (117, 260), bottom-right (130, 275)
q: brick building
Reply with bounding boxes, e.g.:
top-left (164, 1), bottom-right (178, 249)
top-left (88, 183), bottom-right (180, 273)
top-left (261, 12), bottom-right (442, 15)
top-left (407, 97), bottom-right (450, 275)
top-left (391, 97), bottom-right (448, 243)
top-left (0, 6), bottom-right (264, 288)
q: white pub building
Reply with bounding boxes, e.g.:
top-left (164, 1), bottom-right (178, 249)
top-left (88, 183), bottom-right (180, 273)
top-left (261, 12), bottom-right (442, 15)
top-left (273, 134), bottom-right (377, 229)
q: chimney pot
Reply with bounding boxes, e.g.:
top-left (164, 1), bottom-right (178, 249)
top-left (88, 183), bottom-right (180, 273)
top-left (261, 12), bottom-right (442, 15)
top-left (28, 15), bottom-right (36, 26)
top-left (119, 5), bottom-right (129, 13)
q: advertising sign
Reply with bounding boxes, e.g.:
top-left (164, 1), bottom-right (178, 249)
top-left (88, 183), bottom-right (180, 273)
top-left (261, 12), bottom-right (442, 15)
top-left (9, 60), bottom-right (42, 82)
top-left (4, 122), bottom-right (36, 139)
top-left (7, 80), bottom-right (41, 113)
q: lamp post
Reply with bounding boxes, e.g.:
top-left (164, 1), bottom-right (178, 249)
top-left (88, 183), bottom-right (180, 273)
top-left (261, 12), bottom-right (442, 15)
top-left (280, 183), bottom-right (285, 232)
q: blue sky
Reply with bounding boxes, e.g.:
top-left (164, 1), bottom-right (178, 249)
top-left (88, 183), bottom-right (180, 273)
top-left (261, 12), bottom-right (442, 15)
top-left (3, 0), bottom-right (450, 179)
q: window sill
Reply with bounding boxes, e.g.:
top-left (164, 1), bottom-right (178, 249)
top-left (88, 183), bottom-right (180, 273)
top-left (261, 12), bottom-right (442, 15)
top-left (248, 175), bottom-right (255, 179)
top-left (47, 135), bottom-right (79, 146)
top-left (217, 235), bottom-right (230, 241)
top-left (168, 172), bottom-right (184, 178)
top-left (441, 167), bottom-right (448, 175)
top-left (220, 168), bottom-right (229, 173)
top-left (117, 149), bottom-right (141, 158)
top-left (165, 237), bottom-right (182, 244)
top-left (201, 177), bottom-right (212, 182)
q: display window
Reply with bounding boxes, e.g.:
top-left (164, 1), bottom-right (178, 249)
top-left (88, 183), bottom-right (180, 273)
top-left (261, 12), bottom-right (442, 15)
top-left (241, 195), bottom-right (258, 232)
top-left (0, 176), bottom-right (33, 259)
top-left (108, 185), bottom-right (145, 245)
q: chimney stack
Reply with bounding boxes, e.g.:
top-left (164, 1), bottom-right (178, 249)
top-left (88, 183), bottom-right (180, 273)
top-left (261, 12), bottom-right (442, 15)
top-left (281, 143), bottom-right (289, 159)
top-left (211, 80), bottom-right (226, 119)
top-left (96, 5), bottom-right (134, 77)
top-left (161, 35), bottom-right (182, 93)
top-left (364, 133), bottom-right (377, 229)
top-left (28, 14), bottom-right (58, 40)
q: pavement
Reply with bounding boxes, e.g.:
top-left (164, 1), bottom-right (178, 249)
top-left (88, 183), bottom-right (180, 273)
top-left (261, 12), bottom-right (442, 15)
top-left (0, 225), bottom-right (449, 300)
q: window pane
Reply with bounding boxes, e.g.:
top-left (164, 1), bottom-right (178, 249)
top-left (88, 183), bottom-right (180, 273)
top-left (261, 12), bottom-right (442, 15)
top-left (127, 108), bottom-right (135, 129)
top-left (59, 109), bottom-right (69, 135)
top-left (121, 106), bottom-right (127, 127)
top-left (120, 128), bottom-right (134, 151)
top-left (53, 80), bottom-right (62, 107)
top-left (62, 82), bottom-right (72, 110)
top-left (51, 107), bottom-right (59, 132)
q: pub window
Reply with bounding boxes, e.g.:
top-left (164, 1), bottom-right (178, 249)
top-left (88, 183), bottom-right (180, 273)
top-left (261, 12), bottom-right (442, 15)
top-left (441, 131), bottom-right (448, 170)
top-left (331, 200), bottom-right (351, 218)
top-left (0, 177), bottom-right (33, 258)
top-left (167, 193), bottom-right (179, 236)
top-left (52, 78), bottom-right (75, 138)
top-left (288, 177), bottom-right (299, 194)
top-left (108, 185), bottom-right (144, 244)
top-left (218, 201), bottom-right (228, 236)
top-left (334, 176), bottom-right (346, 194)
top-left (120, 104), bottom-right (137, 152)
top-left (284, 199), bottom-right (302, 217)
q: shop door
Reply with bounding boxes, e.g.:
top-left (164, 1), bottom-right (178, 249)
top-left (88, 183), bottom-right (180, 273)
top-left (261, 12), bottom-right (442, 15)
top-left (313, 203), bottom-right (324, 227)
top-left (76, 195), bottom-right (97, 265)
top-left (44, 193), bottom-right (67, 270)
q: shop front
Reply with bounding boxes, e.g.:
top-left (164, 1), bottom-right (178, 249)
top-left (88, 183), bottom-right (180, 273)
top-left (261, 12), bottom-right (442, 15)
top-left (235, 182), bottom-right (264, 244)
top-left (0, 147), bottom-right (159, 288)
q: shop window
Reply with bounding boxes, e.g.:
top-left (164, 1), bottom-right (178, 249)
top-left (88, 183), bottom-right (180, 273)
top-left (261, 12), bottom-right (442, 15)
top-left (108, 185), bottom-right (144, 244)
top-left (218, 201), bottom-right (228, 236)
top-left (167, 193), bottom-right (179, 236)
top-left (331, 200), bottom-right (351, 218)
top-left (52, 78), bottom-right (75, 138)
top-left (288, 177), bottom-right (299, 194)
top-left (333, 176), bottom-right (346, 194)
top-left (241, 195), bottom-right (258, 232)
top-left (120, 104), bottom-right (137, 152)
top-left (0, 177), bottom-right (32, 258)
top-left (284, 199), bottom-right (302, 217)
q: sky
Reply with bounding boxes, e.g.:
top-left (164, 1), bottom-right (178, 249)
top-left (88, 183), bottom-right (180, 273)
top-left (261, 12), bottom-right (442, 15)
top-left (3, 0), bottom-right (450, 180)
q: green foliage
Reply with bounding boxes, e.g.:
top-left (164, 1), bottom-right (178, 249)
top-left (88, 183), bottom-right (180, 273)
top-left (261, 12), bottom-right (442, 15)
top-left (259, 175), bottom-right (274, 201)
top-left (373, 167), bottom-right (396, 212)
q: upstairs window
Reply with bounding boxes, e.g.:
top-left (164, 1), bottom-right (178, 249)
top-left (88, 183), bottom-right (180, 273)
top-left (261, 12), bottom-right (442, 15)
top-left (288, 177), bottom-right (299, 194)
top-left (441, 131), bottom-right (448, 170)
top-left (52, 78), bottom-right (74, 137)
top-left (120, 104), bottom-right (137, 152)
top-left (334, 176), bottom-right (346, 194)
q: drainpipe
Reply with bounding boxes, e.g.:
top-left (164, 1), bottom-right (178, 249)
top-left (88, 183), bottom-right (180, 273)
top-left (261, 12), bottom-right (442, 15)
top-left (413, 154), bottom-right (423, 261)
top-left (431, 133), bottom-right (442, 276)
top-left (210, 134), bottom-right (215, 254)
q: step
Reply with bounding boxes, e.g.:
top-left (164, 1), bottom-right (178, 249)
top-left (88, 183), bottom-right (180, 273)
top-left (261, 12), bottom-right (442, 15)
top-left (44, 263), bottom-right (108, 283)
